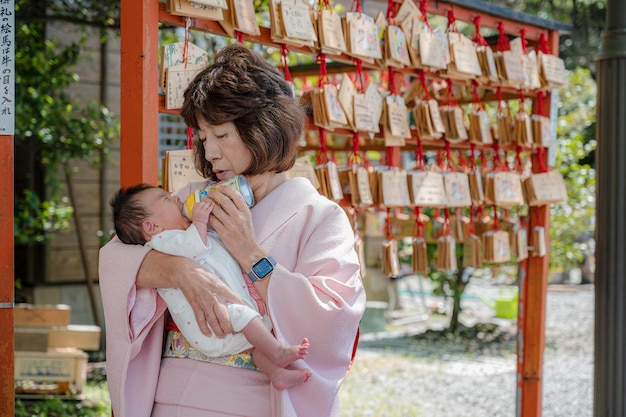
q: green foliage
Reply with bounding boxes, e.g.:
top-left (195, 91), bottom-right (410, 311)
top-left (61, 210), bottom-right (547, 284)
top-left (14, 190), bottom-right (73, 245)
top-left (550, 68), bottom-right (596, 271)
top-left (15, 23), bottom-right (116, 168)
top-left (15, 397), bottom-right (110, 417)
top-left (14, 20), bottom-right (119, 244)
top-left (484, 0), bottom-right (605, 75)
top-left (15, 368), bottom-right (111, 417)
top-left (17, 0), bottom-right (121, 29)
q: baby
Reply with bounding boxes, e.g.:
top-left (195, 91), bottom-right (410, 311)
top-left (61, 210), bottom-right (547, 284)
top-left (110, 183), bottom-right (311, 390)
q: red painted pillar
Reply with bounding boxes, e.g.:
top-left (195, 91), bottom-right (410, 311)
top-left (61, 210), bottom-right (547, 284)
top-left (120, 0), bottom-right (160, 186)
top-left (0, 134), bottom-right (15, 416)
top-left (519, 150), bottom-right (551, 417)
top-left (516, 32), bottom-right (558, 417)
top-left (521, 205), bottom-right (550, 417)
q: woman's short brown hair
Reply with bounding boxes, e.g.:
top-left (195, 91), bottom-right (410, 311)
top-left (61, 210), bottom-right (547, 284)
top-left (180, 44), bottom-right (305, 181)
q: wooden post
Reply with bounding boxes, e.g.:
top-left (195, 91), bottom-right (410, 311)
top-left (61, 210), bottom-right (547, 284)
top-left (594, 0), bottom-right (626, 415)
top-left (0, 134), bottom-right (15, 417)
top-left (120, 0), bottom-right (161, 186)
top-left (515, 31), bottom-right (559, 417)
top-left (0, 0), bottom-right (15, 412)
top-left (518, 81), bottom-right (553, 417)
top-left (517, 102), bottom-right (553, 417)
top-left (520, 204), bottom-right (550, 417)
top-left (516, 246), bottom-right (528, 417)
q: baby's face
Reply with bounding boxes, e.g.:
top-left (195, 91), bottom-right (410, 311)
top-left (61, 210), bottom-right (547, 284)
top-left (143, 188), bottom-right (191, 231)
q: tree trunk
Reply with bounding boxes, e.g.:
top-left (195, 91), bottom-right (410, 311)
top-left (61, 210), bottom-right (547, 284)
top-left (449, 266), bottom-right (468, 334)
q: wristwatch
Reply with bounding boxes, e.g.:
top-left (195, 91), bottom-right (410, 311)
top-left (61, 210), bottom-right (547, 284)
top-left (247, 256), bottom-right (276, 282)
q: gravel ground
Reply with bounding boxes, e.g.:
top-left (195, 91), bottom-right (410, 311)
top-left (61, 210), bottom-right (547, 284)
top-left (340, 276), bottom-right (594, 417)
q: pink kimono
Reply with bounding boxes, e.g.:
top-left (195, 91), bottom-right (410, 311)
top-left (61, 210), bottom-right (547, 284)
top-left (99, 177), bottom-right (366, 417)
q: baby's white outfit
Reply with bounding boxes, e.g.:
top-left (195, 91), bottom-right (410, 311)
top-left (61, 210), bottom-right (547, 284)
top-left (147, 226), bottom-right (271, 357)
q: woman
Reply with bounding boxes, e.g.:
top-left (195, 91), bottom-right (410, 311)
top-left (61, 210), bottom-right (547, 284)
top-left (99, 43), bottom-right (366, 417)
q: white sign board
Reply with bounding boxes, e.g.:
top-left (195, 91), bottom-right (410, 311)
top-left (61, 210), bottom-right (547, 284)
top-left (0, 1), bottom-right (15, 135)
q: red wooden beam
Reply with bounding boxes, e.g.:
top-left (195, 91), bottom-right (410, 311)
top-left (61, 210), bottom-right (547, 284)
top-left (427, 2), bottom-right (551, 42)
top-left (120, 0), bottom-right (161, 187)
top-left (0, 134), bottom-right (15, 416)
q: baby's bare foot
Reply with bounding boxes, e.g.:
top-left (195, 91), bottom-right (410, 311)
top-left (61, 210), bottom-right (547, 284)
top-left (271, 368), bottom-right (312, 391)
top-left (274, 337), bottom-right (309, 367)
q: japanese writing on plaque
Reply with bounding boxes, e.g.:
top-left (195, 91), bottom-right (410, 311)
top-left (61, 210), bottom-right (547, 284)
top-left (0, 0), bottom-right (14, 134)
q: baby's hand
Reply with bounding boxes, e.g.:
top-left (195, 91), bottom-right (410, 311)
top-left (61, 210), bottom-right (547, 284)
top-left (192, 200), bottom-right (215, 225)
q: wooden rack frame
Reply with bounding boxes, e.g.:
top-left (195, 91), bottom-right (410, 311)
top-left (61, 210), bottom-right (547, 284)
top-left (119, 1), bottom-right (567, 416)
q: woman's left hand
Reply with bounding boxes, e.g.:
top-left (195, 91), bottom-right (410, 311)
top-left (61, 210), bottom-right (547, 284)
top-left (205, 186), bottom-right (264, 270)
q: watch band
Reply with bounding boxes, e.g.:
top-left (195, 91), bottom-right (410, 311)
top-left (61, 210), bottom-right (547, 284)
top-left (247, 256), bottom-right (276, 282)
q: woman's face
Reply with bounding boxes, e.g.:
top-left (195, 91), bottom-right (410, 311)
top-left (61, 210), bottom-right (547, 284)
top-left (197, 120), bottom-right (252, 181)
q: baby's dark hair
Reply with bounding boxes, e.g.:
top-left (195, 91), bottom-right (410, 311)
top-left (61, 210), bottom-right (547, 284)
top-left (110, 183), bottom-right (157, 245)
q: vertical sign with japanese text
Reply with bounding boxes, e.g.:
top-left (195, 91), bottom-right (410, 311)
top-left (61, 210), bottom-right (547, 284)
top-left (0, 0), bottom-right (14, 135)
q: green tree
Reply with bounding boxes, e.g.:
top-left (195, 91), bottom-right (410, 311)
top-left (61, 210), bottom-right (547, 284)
top-left (14, 22), bottom-right (118, 244)
top-left (14, 1), bottom-right (120, 291)
top-left (17, 0), bottom-right (120, 29)
top-left (484, 0), bottom-right (605, 74)
top-left (550, 68), bottom-right (596, 274)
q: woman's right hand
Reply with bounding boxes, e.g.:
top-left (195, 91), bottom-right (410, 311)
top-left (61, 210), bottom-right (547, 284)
top-left (137, 250), bottom-right (243, 337)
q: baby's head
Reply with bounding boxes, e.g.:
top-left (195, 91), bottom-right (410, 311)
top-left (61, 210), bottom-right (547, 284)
top-left (111, 184), bottom-right (190, 245)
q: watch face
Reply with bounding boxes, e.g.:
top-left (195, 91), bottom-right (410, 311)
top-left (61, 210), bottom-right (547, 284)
top-left (253, 257), bottom-right (274, 278)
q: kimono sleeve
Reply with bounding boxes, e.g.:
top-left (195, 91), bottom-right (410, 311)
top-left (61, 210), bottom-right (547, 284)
top-left (99, 236), bottom-right (166, 342)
